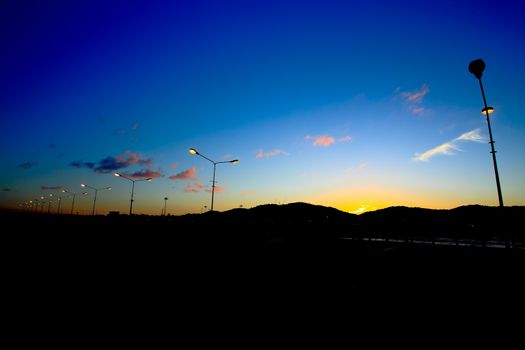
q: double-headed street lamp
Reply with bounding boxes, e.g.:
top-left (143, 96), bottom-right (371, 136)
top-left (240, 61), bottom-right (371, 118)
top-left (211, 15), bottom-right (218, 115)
top-left (114, 172), bottom-right (152, 215)
top-left (81, 183), bottom-right (112, 216)
top-left (61, 189), bottom-right (88, 215)
top-left (468, 59), bottom-right (504, 207)
top-left (189, 148), bottom-right (238, 212)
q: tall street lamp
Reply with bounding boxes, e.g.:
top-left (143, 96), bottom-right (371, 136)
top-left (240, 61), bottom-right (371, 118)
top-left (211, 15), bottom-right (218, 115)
top-left (189, 148), bottom-right (238, 212)
top-left (62, 189), bottom-right (88, 215)
top-left (81, 183), bottom-right (112, 216)
top-left (114, 173), bottom-right (152, 215)
top-left (468, 59), bottom-right (504, 207)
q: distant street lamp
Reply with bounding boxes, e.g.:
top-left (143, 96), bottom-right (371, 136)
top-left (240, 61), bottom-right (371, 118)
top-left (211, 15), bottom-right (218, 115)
top-left (47, 194), bottom-right (53, 214)
top-left (468, 59), bottom-right (504, 207)
top-left (114, 173), bottom-right (152, 215)
top-left (56, 196), bottom-right (62, 215)
top-left (81, 183), bottom-right (112, 215)
top-left (62, 189), bottom-right (88, 215)
top-left (163, 197), bottom-right (168, 216)
top-left (189, 148), bottom-right (238, 212)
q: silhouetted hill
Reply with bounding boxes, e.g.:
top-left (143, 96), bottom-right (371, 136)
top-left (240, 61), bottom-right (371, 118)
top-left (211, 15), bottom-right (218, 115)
top-left (356, 204), bottom-right (524, 244)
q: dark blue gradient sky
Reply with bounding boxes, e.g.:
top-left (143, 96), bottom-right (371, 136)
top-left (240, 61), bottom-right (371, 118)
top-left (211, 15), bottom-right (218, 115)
top-left (1, 0), bottom-right (524, 214)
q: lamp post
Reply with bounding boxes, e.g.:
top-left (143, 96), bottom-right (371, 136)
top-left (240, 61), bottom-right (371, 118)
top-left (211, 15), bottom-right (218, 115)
top-left (189, 148), bottom-right (238, 212)
top-left (163, 197), bottom-right (168, 216)
top-left (62, 189), bottom-right (88, 215)
top-left (56, 196), bottom-right (61, 215)
top-left (114, 173), bottom-right (152, 215)
top-left (468, 59), bottom-right (504, 207)
top-left (47, 194), bottom-right (53, 214)
top-left (81, 183), bottom-right (112, 216)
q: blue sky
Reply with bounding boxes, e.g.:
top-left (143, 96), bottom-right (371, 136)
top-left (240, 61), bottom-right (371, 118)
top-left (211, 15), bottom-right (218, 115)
top-left (1, 0), bottom-right (524, 214)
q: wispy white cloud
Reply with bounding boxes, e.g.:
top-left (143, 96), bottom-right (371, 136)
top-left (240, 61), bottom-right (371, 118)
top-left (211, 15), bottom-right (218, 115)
top-left (456, 129), bottom-right (484, 142)
top-left (305, 135), bottom-right (352, 147)
top-left (255, 149), bottom-right (289, 159)
top-left (413, 129), bottom-right (484, 162)
top-left (398, 84), bottom-right (430, 115)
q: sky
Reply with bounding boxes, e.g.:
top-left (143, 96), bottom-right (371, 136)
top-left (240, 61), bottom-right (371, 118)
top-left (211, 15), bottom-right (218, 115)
top-left (1, 0), bottom-right (524, 215)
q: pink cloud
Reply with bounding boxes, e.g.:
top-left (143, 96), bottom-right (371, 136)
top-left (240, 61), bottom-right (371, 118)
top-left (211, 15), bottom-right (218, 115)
top-left (170, 163), bottom-right (177, 169)
top-left (206, 185), bottom-right (225, 193)
top-left (255, 149), bottom-right (288, 159)
top-left (401, 84), bottom-right (429, 103)
top-left (169, 167), bottom-right (197, 181)
top-left (398, 84), bottom-right (430, 115)
top-left (184, 183), bottom-right (204, 193)
top-left (313, 136), bottom-right (335, 147)
top-left (305, 135), bottom-right (352, 147)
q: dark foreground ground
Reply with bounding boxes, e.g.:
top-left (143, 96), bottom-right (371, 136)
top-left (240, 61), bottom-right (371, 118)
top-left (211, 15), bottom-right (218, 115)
top-left (5, 206), bottom-right (524, 305)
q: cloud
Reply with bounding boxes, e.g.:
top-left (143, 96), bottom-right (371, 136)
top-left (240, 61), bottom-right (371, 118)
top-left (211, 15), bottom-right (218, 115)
top-left (93, 151), bottom-right (152, 173)
top-left (401, 84), bottom-right (429, 103)
top-left (413, 129), bottom-right (484, 162)
top-left (170, 163), bottom-right (178, 170)
top-left (456, 129), bottom-right (484, 142)
top-left (184, 183), bottom-right (203, 193)
top-left (398, 84), bottom-right (430, 115)
top-left (18, 161), bottom-right (37, 169)
top-left (132, 123), bottom-right (140, 130)
top-left (3, 188), bottom-right (11, 192)
top-left (169, 167), bottom-right (197, 181)
top-left (49, 143), bottom-right (56, 149)
top-left (121, 169), bottom-right (162, 179)
top-left (255, 149), bottom-right (289, 159)
top-left (41, 186), bottom-right (62, 190)
top-left (206, 185), bottom-right (225, 193)
top-left (313, 135), bottom-right (335, 147)
top-left (410, 107), bottom-right (426, 115)
top-left (70, 161), bottom-right (95, 169)
top-left (70, 151), bottom-right (158, 179)
top-left (305, 135), bottom-right (352, 147)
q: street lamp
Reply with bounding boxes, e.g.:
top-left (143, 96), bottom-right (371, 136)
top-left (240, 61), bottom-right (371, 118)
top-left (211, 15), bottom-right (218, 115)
top-left (62, 189), bottom-right (88, 215)
top-left (468, 58), bottom-right (504, 207)
top-left (56, 196), bottom-right (62, 215)
top-left (114, 172), bottom-right (152, 215)
top-left (163, 197), bottom-right (168, 216)
top-left (188, 148), bottom-right (238, 212)
top-left (47, 194), bottom-right (53, 214)
top-left (81, 183), bottom-right (112, 216)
